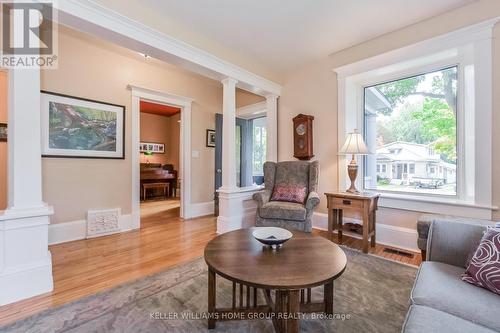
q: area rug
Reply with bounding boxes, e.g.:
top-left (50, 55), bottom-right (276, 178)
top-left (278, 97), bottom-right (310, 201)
top-left (0, 248), bottom-right (417, 333)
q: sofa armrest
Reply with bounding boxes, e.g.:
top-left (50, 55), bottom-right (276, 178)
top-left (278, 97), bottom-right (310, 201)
top-left (427, 219), bottom-right (488, 267)
top-left (305, 191), bottom-right (320, 211)
top-left (252, 190), bottom-right (271, 207)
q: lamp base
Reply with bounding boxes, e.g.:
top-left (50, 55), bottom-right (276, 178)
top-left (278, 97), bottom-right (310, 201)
top-left (346, 155), bottom-right (359, 193)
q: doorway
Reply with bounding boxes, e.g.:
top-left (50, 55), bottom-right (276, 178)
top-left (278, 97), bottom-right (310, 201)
top-left (139, 100), bottom-right (181, 220)
top-left (130, 86), bottom-right (193, 228)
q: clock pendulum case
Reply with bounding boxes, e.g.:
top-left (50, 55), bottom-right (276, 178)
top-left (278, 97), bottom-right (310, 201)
top-left (292, 114), bottom-right (314, 160)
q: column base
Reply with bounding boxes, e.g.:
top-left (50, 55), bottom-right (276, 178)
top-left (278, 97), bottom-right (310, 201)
top-left (0, 252), bottom-right (53, 305)
top-left (0, 206), bottom-right (54, 306)
top-left (217, 187), bottom-right (261, 234)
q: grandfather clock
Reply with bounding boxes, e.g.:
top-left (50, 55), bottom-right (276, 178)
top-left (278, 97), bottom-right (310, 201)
top-left (293, 114), bottom-right (314, 160)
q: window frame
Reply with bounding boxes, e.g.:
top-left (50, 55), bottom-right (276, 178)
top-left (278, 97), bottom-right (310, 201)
top-left (334, 19), bottom-right (497, 219)
top-left (251, 116), bottom-right (267, 177)
top-left (360, 63), bottom-right (458, 199)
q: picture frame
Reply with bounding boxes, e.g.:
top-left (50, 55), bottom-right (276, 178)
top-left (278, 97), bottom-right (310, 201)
top-left (40, 91), bottom-right (125, 159)
top-left (206, 129), bottom-right (216, 148)
top-left (140, 142), bottom-right (165, 154)
top-left (0, 123), bottom-right (7, 142)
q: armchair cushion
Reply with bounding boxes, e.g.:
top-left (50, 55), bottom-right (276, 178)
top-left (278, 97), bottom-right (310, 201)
top-left (271, 184), bottom-right (307, 204)
top-left (260, 201), bottom-right (307, 221)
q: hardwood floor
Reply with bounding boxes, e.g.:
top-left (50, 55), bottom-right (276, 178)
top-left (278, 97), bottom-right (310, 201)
top-left (0, 201), bottom-right (421, 326)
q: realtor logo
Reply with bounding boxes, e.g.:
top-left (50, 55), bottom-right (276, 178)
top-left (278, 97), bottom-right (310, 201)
top-left (1, 0), bottom-right (58, 68)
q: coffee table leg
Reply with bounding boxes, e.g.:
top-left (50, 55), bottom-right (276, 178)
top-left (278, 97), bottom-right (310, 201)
top-left (208, 268), bottom-right (216, 329)
top-left (324, 280), bottom-right (334, 315)
top-left (286, 290), bottom-right (300, 333)
top-left (274, 290), bottom-right (286, 333)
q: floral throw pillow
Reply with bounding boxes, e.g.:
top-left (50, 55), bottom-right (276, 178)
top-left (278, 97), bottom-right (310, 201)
top-left (271, 184), bottom-right (307, 204)
top-left (462, 227), bottom-right (500, 295)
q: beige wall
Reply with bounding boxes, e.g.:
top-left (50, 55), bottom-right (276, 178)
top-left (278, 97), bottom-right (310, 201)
top-left (0, 71), bottom-right (7, 210)
top-left (41, 26), bottom-right (260, 224)
top-left (139, 112), bottom-right (180, 167)
top-left (279, 0), bottom-right (500, 229)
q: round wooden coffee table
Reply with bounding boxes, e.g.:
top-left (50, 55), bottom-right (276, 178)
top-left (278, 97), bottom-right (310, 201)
top-left (204, 228), bottom-right (347, 333)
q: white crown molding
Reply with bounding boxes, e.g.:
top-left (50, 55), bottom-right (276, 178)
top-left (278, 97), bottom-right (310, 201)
top-left (333, 16), bottom-right (500, 78)
top-left (53, 0), bottom-right (282, 96)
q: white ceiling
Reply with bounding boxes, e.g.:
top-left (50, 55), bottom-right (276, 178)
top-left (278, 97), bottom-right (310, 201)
top-left (93, 0), bottom-right (475, 81)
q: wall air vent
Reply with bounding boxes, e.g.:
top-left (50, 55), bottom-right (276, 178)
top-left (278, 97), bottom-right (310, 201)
top-left (86, 208), bottom-right (121, 238)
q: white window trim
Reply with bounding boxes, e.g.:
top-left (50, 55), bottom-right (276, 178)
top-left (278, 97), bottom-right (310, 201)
top-left (334, 18), bottom-right (499, 219)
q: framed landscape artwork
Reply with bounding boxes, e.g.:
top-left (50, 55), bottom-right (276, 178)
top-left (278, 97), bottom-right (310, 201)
top-left (206, 129), bottom-right (216, 147)
top-left (140, 142), bottom-right (165, 154)
top-left (41, 91), bottom-right (125, 159)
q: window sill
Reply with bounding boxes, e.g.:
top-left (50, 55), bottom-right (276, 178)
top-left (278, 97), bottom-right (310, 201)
top-left (376, 192), bottom-right (497, 219)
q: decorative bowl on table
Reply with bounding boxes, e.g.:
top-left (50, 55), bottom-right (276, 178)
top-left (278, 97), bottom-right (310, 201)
top-left (252, 227), bottom-right (293, 248)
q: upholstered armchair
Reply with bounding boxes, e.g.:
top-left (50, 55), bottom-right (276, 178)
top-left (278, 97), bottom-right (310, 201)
top-left (252, 161), bottom-right (320, 232)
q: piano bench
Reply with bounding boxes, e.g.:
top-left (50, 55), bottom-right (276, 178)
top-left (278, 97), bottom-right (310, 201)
top-left (142, 183), bottom-right (170, 201)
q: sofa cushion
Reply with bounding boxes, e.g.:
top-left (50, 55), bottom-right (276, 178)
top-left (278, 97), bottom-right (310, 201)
top-left (271, 184), bottom-right (307, 204)
top-left (462, 228), bottom-right (500, 295)
top-left (411, 261), bottom-right (500, 332)
top-left (260, 201), bottom-right (307, 221)
top-left (402, 305), bottom-right (496, 333)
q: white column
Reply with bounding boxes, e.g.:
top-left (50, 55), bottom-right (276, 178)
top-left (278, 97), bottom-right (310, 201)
top-left (220, 77), bottom-right (238, 191)
top-left (265, 94), bottom-right (278, 162)
top-left (0, 68), bottom-right (54, 305)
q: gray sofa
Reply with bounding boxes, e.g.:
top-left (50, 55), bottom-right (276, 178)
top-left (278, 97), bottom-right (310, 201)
top-left (402, 219), bottom-right (500, 333)
top-left (252, 161), bottom-right (320, 232)
top-left (416, 214), bottom-right (494, 260)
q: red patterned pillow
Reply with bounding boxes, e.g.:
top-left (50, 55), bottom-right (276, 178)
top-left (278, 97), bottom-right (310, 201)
top-left (462, 228), bottom-right (500, 295)
top-left (271, 184), bottom-right (307, 204)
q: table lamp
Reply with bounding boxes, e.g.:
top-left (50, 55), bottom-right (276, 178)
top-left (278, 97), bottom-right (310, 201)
top-left (338, 129), bottom-right (369, 193)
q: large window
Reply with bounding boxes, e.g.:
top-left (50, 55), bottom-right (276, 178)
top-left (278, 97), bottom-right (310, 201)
top-left (364, 66), bottom-right (457, 196)
top-left (252, 117), bottom-right (267, 177)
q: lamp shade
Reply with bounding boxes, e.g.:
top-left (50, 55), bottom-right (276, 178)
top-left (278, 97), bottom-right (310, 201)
top-left (338, 130), bottom-right (369, 155)
top-left (144, 151), bottom-right (154, 156)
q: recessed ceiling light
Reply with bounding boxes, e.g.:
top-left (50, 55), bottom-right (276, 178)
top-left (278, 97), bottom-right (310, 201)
top-left (138, 52), bottom-right (151, 59)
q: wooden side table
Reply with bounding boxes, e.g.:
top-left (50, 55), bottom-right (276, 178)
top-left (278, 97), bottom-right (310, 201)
top-left (325, 192), bottom-right (380, 253)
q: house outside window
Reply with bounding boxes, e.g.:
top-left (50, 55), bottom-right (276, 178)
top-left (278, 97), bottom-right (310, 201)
top-left (364, 66), bottom-right (457, 195)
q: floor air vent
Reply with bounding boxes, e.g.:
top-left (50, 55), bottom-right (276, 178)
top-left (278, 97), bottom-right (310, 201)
top-left (87, 208), bottom-right (121, 238)
top-left (383, 247), bottom-right (414, 258)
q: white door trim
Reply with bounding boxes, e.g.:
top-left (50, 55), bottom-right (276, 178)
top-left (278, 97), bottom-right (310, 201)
top-left (129, 85), bottom-right (193, 225)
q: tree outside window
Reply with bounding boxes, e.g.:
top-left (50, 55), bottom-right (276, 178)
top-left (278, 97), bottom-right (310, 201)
top-left (364, 66), bottom-right (457, 195)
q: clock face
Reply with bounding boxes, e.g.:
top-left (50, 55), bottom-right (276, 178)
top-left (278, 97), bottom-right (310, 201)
top-left (295, 123), bottom-right (306, 136)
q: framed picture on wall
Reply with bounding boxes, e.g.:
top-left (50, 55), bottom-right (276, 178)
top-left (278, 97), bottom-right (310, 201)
top-left (0, 123), bottom-right (7, 142)
top-left (140, 142), bottom-right (165, 154)
top-left (206, 129), bottom-right (216, 147)
top-left (40, 91), bottom-right (125, 159)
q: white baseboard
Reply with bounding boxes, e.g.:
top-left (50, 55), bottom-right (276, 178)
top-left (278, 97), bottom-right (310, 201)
top-left (186, 201), bottom-right (214, 219)
top-left (313, 212), bottom-right (419, 252)
top-left (48, 213), bottom-right (133, 245)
